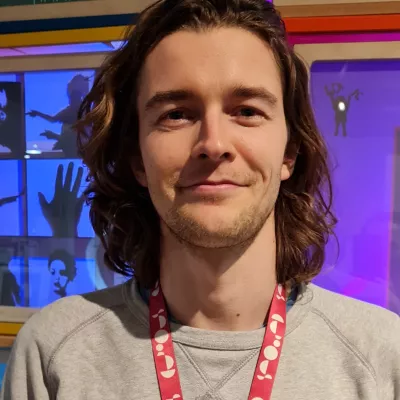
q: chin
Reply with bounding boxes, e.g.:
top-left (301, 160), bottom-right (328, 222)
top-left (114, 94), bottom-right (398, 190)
top-left (180, 225), bottom-right (251, 248)
top-left (185, 207), bottom-right (239, 229)
top-left (165, 205), bottom-right (264, 249)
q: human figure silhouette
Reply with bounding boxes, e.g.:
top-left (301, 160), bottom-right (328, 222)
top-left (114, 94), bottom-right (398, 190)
top-left (0, 189), bottom-right (24, 208)
top-left (26, 74), bottom-right (90, 158)
top-left (0, 83), bottom-right (24, 156)
top-left (325, 83), bottom-right (362, 137)
top-left (38, 162), bottom-right (85, 238)
top-left (0, 247), bottom-right (21, 307)
top-left (47, 249), bottom-right (77, 298)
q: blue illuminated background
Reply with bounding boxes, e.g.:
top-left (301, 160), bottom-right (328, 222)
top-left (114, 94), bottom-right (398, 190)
top-left (0, 74), bottom-right (16, 83)
top-left (29, 257), bottom-right (95, 308)
top-left (24, 70), bottom-right (95, 155)
top-left (0, 39), bottom-right (129, 388)
top-left (0, 67), bottom-right (98, 313)
top-left (0, 256), bottom-right (25, 307)
top-left (0, 161), bottom-right (23, 236)
top-left (26, 159), bottom-right (93, 238)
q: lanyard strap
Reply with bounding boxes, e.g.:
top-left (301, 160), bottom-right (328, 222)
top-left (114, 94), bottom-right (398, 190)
top-left (149, 283), bottom-right (287, 400)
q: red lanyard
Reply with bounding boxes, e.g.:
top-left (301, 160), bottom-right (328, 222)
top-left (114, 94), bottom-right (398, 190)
top-left (149, 283), bottom-right (287, 400)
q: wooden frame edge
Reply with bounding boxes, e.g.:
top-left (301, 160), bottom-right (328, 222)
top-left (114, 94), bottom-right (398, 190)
top-left (0, 306), bottom-right (37, 332)
top-left (0, 0), bottom-right (153, 23)
top-left (294, 40), bottom-right (400, 69)
top-left (0, 51), bottom-right (108, 73)
top-left (294, 41), bottom-right (400, 314)
top-left (0, 335), bottom-right (16, 348)
top-left (0, 54), bottom-right (107, 332)
top-left (0, 26), bottom-right (126, 48)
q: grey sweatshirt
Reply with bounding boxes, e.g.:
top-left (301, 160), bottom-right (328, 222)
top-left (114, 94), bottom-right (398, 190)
top-left (1, 280), bottom-right (400, 399)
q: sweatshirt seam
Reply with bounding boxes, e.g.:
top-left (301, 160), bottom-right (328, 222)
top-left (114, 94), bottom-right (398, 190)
top-left (46, 286), bottom-right (130, 394)
top-left (47, 308), bottom-right (112, 394)
top-left (178, 343), bottom-right (258, 400)
top-left (310, 307), bottom-right (378, 383)
top-left (177, 343), bottom-right (223, 399)
top-left (207, 348), bottom-right (259, 396)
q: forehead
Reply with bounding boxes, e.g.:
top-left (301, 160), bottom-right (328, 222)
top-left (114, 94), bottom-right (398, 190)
top-left (138, 27), bottom-right (282, 101)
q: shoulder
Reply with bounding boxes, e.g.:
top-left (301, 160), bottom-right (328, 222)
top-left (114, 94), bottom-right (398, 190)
top-left (308, 283), bottom-right (399, 332)
top-left (3, 282), bottom-right (136, 398)
top-left (14, 282), bottom-right (130, 366)
top-left (307, 284), bottom-right (400, 396)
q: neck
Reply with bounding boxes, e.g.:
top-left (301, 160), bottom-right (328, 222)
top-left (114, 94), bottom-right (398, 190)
top-left (159, 216), bottom-right (277, 331)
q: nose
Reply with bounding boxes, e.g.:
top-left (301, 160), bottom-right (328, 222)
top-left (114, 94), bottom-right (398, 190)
top-left (190, 114), bottom-right (235, 162)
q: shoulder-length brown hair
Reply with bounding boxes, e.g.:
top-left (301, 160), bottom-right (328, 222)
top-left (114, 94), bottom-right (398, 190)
top-left (77, 0), bottom-right (337, 289)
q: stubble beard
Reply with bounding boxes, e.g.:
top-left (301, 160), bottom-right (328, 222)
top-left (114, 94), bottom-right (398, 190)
top-left (163, 199), bottom-right (274, 249)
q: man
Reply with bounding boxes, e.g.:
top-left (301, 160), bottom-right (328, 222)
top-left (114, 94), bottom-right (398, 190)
top-left (2, 1), bottom-right (399, 399)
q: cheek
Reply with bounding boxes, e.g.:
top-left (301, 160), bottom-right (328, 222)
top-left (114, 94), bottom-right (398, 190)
top-left (141, 138), bottom-right (183, 192)
top-left (237, 120), bottom-right (288, 171)
top-left (240, 140), bottom-right (286, 185)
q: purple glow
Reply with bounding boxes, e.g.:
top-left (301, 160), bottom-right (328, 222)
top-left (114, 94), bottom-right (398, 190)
top-left (0, 48), bottom-right (23, 57)
top-left (310, 60), bottom-right (399, 313)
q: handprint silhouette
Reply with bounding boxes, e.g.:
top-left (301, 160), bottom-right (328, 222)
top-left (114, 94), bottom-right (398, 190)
top-left (38, 162), bottom-right (85, 238)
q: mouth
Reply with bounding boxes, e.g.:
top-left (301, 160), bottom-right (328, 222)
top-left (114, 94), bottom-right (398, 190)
top-left (181, 180), bottom-right (246, 195)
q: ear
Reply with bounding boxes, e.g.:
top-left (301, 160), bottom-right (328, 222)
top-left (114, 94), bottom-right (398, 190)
top-left (281, 157), bottom-right (296, 181)
top-left (281, 141), bottom-right (298, 181)
top-left (132, 155), bottom-right (148, 188)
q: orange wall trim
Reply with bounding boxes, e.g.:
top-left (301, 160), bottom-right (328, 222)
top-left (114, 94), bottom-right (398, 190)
top-left (0, 335), bottom-right (15, 348)
top-left (285, 14), bottom-right (400, 34)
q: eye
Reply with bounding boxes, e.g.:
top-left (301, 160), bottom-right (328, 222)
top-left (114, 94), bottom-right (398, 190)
top-left (237, 107), bottom-right (259, 118)
top-left (157, 109), bottom-right (194, 128)
top-left (160, 109), bottom-right (191, 123)
top-left (233, 106), bottom-right (268, 123)
top-left (166, 110), bottom-right (186, 120)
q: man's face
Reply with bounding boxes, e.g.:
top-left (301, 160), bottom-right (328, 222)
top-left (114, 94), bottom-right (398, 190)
top-left (136, 27), bottom-right (292, 248)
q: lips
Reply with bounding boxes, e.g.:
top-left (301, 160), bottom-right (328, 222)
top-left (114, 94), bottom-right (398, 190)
top-left (181, 178), bottom-right (247, 189)
top-left (177, 179), bottom-right (246, 196)
top-left (189, 180), bottom-right (240, 187)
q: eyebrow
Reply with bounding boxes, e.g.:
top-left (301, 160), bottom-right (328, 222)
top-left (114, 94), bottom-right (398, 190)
top-left (145, 90), bottom-right (195, 111)
top-left (144, 85), bottom-right (278, 111)
top-left (231, 85), bottom-right (278, 107)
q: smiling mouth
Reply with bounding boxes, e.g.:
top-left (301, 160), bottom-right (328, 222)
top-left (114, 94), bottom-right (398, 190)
top-left (182, 181), bottom-right (245, 195)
